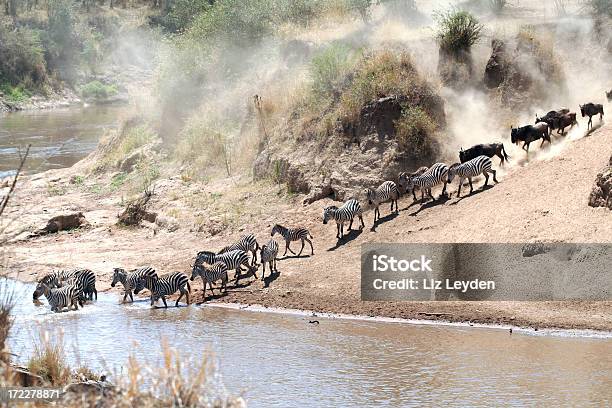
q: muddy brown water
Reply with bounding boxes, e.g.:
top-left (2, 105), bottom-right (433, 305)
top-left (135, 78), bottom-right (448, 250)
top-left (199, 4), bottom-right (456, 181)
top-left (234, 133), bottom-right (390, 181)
top-left (0, 106), bottom-right (123, 178)
top-left (5, 279), bottom-right (612, 407)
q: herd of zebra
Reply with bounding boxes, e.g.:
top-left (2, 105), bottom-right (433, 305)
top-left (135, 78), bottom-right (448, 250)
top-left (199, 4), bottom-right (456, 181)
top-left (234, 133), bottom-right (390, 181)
top-left (32, 225), bottom-right (315, 311)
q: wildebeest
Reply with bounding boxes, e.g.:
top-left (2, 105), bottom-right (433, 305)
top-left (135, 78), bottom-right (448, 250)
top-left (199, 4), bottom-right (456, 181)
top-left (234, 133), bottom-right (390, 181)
top-left (556, 112), bottom-right (578, 134)
top-left (510, 123), bottom-right (550, 152)
top-left (580, 103), bottom-right (604, 130)
top-left (459, 143), bottom-right (509, 166)
top-left (535, 108), bottom-right (569, 134)
top-left (606, 90), bottom-right (612, 102)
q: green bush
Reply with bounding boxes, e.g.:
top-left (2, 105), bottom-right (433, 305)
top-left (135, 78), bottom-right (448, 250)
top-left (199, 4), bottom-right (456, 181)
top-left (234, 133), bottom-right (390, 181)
top-left (0, 18), bottom-right (47, 88)
top-left (394, 106), bottom-right (438, 158)
top-left (310, 43), bottom-right (357, 97)
top-left (80, 80), bottom-right (118, 100)
top-left (435, 9), bottom-right (483, 54)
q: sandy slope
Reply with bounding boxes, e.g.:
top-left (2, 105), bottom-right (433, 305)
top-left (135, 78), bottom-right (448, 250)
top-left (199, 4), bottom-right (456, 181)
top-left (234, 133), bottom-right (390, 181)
top-left (2, 122), bottom-right (611, 330)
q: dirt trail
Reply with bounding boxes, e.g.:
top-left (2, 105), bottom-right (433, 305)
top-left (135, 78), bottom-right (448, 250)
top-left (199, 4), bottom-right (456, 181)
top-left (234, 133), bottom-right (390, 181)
top-left (2, 123), bottom-right (611, 330)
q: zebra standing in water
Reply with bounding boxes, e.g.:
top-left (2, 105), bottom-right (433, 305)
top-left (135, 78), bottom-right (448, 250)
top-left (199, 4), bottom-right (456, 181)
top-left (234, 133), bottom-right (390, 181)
top-left (219, 233), bottom-right (260, 266)
top-left (403, 162), bottom-right (449, 203)
top-left (271, 224), bottom-right (314, 256)
top-left (447, 155), bottom-right (498, 197)
top-left (366, 181), bottom-right (400, 223)
top-left (191, 262), bottom-right (228, 301)
top-left (34, 282), bottom-right (80, 312)
top-left (195, 249), bottom-right (254, 284)
top-left (322, 199), bottom-right (365, 239)
top-left (259, 239), bottom-right (279, 281)
top-left (149, 272), bottom-right (191, 308)
top-left (111, 266), bottom-right (157, 303)
top-left (62, 269), bottom-right (97, 301)
top-left (34, 269), bottom-right (79, 299)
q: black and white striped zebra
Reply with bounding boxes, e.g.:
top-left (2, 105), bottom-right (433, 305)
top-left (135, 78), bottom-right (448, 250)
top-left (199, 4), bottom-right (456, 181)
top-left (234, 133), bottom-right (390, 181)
top-left (195, 249), bottom-right (254, 284)
top-left (111, 266), bottom-right (157, 303)
top-left (366, 181), bottom-right (400, 223)
top-left (403, 162), bottom-right (449, 202)
top-left (398, 166), bottom-right (428, 200)
top-left (259, 239), bottom-right (279, 281)
top-left (191, 262), bottom-right (228, 301)
top-left (34, 269), bottom-right (78, 299)
top-left (149, 272), bottom-right (191, 308)
top-left (219, 233), bottom-right (260, 266)
top-left (271, 224), bottom-right (314, 256)
top-left (63, 269), bottom-right (97, 301)
top-left (34, 282), bottom-right (80, 312)
top-left (322, 199), bottom-right (365, 239)
top-left (447, 155), bottom-right (498, 197)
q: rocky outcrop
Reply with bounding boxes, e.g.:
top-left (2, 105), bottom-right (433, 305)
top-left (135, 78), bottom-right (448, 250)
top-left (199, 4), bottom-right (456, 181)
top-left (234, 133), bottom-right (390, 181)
top-left (588, 156), bottom-right (612, 210)
top-left (484, 39), bottom-right (509, 88)
top-left (438, 49), bottom-right (474, 89)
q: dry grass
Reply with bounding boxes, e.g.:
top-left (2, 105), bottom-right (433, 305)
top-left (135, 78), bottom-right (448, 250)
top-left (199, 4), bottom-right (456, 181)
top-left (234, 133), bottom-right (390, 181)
top-left (27, 332), bottom-right (71, 386)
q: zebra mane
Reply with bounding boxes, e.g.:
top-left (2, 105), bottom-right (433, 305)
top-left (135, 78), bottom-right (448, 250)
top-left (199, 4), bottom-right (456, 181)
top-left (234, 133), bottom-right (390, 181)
top-left (197, 250), bottom-right (216, 256)
top-left (449, 162), bottom-right (462, 170)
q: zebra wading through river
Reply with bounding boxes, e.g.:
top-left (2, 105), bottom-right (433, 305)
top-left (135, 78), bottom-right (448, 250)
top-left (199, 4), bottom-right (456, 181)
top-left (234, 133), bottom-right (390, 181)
top-left (111, 266), bottom-right (157, 303)
top-left (149, 272), bottom-right (191, 308)
top-left (35, 282), bottom-right (80, 312)
top-left (322, 199), bottom-right (365, 239)
top-left (402, 162), bottom-right (449, 202)
top-left (447, 155), bottom-right (498, 197)
top-left (34, 269), bottom-right (79, 299)
top-left (195, 249), bottom-right (254, 284)
top-left (63, 269), bottom-right (97, 301)
top-left (191, 262), bottom-right (228, 302)
top-left (219, 233), bottom-right (260, 266)
top-left (259, 239), bottom-right (279, 281)
top-left (366, 181), bottom-right (400, 223)
top-left (271, 224), bottom-right (314, 256)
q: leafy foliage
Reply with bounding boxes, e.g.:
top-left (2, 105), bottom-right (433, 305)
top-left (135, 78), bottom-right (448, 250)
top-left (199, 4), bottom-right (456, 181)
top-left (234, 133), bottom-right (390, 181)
top-left (435, 9), bottom-right (483, 54)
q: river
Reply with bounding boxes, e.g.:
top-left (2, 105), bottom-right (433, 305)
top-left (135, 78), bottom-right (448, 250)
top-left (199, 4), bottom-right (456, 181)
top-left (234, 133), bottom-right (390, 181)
top-left (5, 279), bottom-right (612, 407)
top-left (0, 106), bottom-right (124, 178)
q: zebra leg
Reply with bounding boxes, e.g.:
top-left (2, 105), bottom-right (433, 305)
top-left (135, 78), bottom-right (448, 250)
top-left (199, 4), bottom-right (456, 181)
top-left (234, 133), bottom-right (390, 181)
top-left (287, 241), bottom-right (296, 255)
top-left (176, 292), bottom-right (184, 307)
top-left (94, 287), bottom-right (97, 301)
top-left (428, 189), bottom-right (435, 201)
top-left (235, 268), bottom-right (241, 285)
top-left (441, 181), bottom-right (448, 197)
top-left (202, 281), bottom-right (207, 302)
top-left (306, 238), bottom-right (314, 255)
top-left (491, 169), bottom-right (498, 183)
top-left (483, 173), bottom-right (489, 187)
top-left (185, 288), bottom-right (190, 305)
top-left (336, 223), bottom-right (341, 239)
top-left (162, 296), bottom-right (168, 308)
top-left (297, 239), bottom-right (305, 256)
top-left (412, 188), bottom-right (417, 201)
top-left (273, 258), bottom-right (278, 272)
top-left (250, 262), bottom-right (258, 279)
top-left (359, 214), bottom-right (365, 229)
top-left (457, 177), bottom-right (463, 198)
top-left (261, 262), bottom-right (266, 281)
top-left (283, 241), bottom-right (289, 256)
top-left (129, 291), bottom-right (134, 303)
top-left (468, 178), bottom-right (473, 193)
top-left (208, 281), bottom-right (216, 295)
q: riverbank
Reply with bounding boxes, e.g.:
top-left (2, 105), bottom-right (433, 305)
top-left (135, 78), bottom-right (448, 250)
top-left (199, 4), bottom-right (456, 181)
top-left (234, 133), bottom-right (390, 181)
top-left (2, 119), bottom-right (611, 332)
top-left (0, 88), bottom-right (82, 112)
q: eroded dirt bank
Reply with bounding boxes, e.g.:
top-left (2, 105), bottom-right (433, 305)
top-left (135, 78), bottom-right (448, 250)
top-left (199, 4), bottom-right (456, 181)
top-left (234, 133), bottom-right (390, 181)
top-left (2, 123), bottom-right (611, 331)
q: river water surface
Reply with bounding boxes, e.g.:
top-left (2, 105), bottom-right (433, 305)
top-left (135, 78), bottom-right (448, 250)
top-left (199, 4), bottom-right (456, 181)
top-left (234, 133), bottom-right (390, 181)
top-left (0, 106), bottom-right (123, 178)
top-left (5, 279), bottom-right (612, 407)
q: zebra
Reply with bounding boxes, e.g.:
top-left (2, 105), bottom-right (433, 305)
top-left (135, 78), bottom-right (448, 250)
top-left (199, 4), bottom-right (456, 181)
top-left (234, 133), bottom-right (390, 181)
top-left (149, 272), bottom-right (191, 308)
top-left (191, 262), bottom-right (228, 302)
top-left (271, 224), bottom-right (314, 256)
top-left (34, 282), bottom-right (80, 312)
top-left (219, 233), bottom-right (260, 266)
top-left (366, 181), bottom-right (400, 223)
top-left (259, 239), bottom-right (279, 281)
top-left (398, 166), bottom-right (428, 200)
top-left (195, 249), bottom-right (254, 284)
top-left (447, 155), bottom-right (498, 197)
top-left (34, 269), bottom-right (79, 299)
top-left (322, 199), bottom-right (365, 239)
top-left (111, 266), bottom-right (157, 303)
top-left (403, 162), bottom-right (449, 202)
top-left (62, 269), bottom-right (97, 301)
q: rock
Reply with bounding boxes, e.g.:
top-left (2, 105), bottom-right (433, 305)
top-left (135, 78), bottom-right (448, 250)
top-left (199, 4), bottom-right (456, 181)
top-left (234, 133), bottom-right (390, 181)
top-left (33, 212), bottom-right (88, 236)
top-left (118, 142), bottom-right (161, 173)
top-left (484, 39), bottom-right (508, 89)
top-left (63, 380), bottom-right (114, 398)
top-left (588, 156), bottom-right (612, 210)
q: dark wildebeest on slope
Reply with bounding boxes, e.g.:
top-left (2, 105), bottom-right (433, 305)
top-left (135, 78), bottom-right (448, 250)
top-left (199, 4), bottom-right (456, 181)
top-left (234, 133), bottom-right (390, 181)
top-left (459, 143), bottom-right (510, 166)
top-left (606, 90), bottom-right (612, 102)
top-left (580, 103), bottom-right (604, 130)
top-left (535, 108), bottom-right (569, 134)
top-left (556, 112), bottom-right (578, 134)
top-left (511, 123), bottom-right (550, 152)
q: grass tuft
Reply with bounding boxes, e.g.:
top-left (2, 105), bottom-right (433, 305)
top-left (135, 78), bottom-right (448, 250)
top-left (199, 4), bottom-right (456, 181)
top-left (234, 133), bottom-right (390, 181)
top-left (435, 9), bottom-right (483, 54)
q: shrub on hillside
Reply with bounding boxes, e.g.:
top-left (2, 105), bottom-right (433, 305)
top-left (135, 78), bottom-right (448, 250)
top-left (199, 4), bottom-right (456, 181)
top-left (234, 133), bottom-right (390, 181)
top-left (0, 18), bottom-right (47, 88)
top-left (80, 80), bottom-right (118, 100)
top-left (395, 106), bottom-right (439, 159)
top-left (435, 9), bottom-right (483, 55)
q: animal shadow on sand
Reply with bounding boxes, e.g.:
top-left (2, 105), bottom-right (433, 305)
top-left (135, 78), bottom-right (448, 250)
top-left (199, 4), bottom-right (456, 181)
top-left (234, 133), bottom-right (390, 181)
top-left (409, 194), bottom-right (451, 216)
top-left (585, 121), bottom-right (604, 137)
top-left (370, 212), bottom-right (399, 232)
top-left (327, 228), bottom-right (363, 251)
top-left (262, 270), bottom-right (281, 288)
top-left (281, 252), bottom-right (312, 260)
top-left (448, 184), bottom-right (495, 205)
